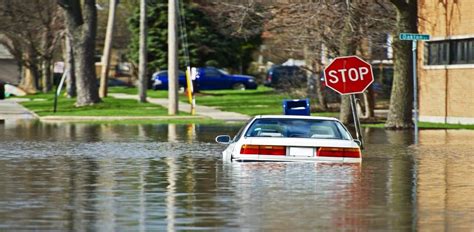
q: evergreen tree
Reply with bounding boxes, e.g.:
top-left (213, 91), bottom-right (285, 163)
top-left (128, 0), bottom-right (260, 74)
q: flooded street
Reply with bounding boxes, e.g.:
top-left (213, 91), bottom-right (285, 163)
top-left (0, 121), bottom-right (473, 231)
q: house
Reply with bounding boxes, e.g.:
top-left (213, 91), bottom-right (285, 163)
top-left (0, 44), bottom-right (20, 85)
top-left (418, 1), bottom-right (474, 124)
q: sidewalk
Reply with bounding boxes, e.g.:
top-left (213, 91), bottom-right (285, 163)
top-left (110, 93), bottom-right (250, 121)
top-left (0, 99), bottom-right (37, 123)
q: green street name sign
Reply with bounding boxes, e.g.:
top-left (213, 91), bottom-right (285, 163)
top-left (399, 33), bottom-right (430, 40)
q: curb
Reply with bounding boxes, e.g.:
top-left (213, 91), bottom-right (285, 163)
top-left (39, 115), bottom-right (210, 123)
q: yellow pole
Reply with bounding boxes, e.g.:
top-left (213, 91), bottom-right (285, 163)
top-left (185, 66), bottom-right (195, 115)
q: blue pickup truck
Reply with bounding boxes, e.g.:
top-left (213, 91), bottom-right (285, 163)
top-left (151, 67), bottom-right (258, 90)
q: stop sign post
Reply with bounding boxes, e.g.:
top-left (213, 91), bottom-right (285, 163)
top-left (324, 56), bottom-right (374, 149)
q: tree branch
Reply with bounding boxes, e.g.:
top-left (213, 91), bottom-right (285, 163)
top-left (389, 0), bottom-right (408, 10)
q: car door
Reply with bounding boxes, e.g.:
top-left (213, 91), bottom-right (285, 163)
top-left (200, 67), bottom-right (228, 90)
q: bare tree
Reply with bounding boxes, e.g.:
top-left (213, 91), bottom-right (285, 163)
top-left (58, 0), bottom-right (101, 106)
top-left (195, 1), bottom-right (397, 124)
top-left (256, 1), bottom-right (393, 122)
top-left (0, 0), bottom-right (63, 93)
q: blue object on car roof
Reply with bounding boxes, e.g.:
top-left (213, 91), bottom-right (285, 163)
top-left (283, 98), bottom-right (310, 116)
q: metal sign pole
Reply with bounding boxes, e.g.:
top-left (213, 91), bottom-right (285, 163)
top-left (53, 69), bottom-right (69, 113)
top-left (412, 40), bottom-right (418, 144)
top-left (400, 33), bottom-right (430, 144)
top-left (350, 94), bottom-right (364, 149)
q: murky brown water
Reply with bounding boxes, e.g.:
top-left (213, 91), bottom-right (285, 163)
top-left (0, 121), bottom-right (473, 231)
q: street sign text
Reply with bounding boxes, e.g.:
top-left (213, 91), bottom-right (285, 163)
top-left (399, 33), bottom-right (430, 41)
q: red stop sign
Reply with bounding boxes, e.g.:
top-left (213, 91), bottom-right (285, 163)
top-left (324, 56), bottom-right (374, 95)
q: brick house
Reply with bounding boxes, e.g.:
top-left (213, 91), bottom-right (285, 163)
top-left (418, 0), bottom-right (474, 124)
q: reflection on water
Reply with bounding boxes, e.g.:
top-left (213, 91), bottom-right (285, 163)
top-left (0, 122), bottom-right (473, 230)
top-left (417, 130), bottom-right (474, 231)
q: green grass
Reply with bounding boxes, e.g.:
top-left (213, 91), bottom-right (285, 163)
top-left (109, 87), bottom-right (170, 98)
top-left (311, 112), bottom-right (339, 118)
top-left (362, 122), bottom-right (474, 130)
top-left (110, 86), bottom-right (340, 117)
top-left (110, 86), bottom-right (293, 116)
top-left (20, 92), bottom-right (179, 117)
top-left (194, 87), bottom-right (292, 116)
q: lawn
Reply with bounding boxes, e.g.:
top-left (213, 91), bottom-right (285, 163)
top-left (20, 92), bottom-right (174, 117)
top-left (109, 86), bottom-right (169, 98)
top-left (196, 87), bottom-right (291, 115)
top-left (110, 86), bottom-right (338, 117)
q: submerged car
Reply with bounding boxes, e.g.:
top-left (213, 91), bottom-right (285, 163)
top-left (215, 115), bottom-right (362, 162)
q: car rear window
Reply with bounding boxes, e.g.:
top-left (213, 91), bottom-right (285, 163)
top-left (244, 118), bottom-right (350, 140)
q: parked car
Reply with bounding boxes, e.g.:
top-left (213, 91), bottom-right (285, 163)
top-left (215, 115), bottom-right (361, 162)
top-left (264, 65), bottom-right (307, 88)
top-left (151, 67), bottom-right (258, 91)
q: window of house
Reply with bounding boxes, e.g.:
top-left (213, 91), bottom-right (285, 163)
top-left (425, 38), bottom-right (474, 65)
top-left (452, 40), bottom-right (469, 64)
top-left (468, 40), bottom-right (474, 62)
top-left (440, 42), bottom-right (449, 64)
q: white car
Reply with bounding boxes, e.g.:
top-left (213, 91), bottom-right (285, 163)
top-left (215, 115), bottom-right (362, 162)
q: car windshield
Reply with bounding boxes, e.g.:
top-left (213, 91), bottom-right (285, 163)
top-left (244, 118), bottom-right (351, 140)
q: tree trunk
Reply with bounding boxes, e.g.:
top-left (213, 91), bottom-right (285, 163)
top-left (64, 34), bottom-right (76, 98)
top-left (385, 0), bottom-right (417, 129)
top-left (312, 61), bottom-right (327, 111)
top-left (138, 0), bottom-right (148, 103)
top-left (338, 2), bottom-right (359, 124)
top-left (340, 95), bottom-right (352, 123)
top-left (19, 65), bottom-right (38, 94)
top-left (59, 0), bottom-right (100, 106)
top-left (367, 87), bottom-right (375, 118)
top-left (18, 51), bottom-right (39, 93)
top-left (99, 0), bottom-right (117, 98)
top-left (360, 88), bottom-right (375, 119)
top-left (41, 59), bottom-right (52, 93)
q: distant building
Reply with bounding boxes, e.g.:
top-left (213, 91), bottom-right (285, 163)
top-left (0, 44), bottom-right (20, 85)
top-left (282, 58), bottom-right (305, 67)
top-left (0, 44), bottom-right (13, 59)
top-left (418, 1), bottom-right (474, 124)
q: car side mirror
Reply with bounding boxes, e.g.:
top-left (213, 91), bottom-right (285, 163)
top-left (215, 135), bottom-right (232, 144)
top-left (353, 139), bottom-right (362, 147)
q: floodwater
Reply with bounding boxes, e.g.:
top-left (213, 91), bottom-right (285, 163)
top-left (0, 121), bottom-right (473, 231)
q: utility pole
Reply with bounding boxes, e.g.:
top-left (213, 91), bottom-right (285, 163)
top-left (168, 0), bottom-right (178, 115)
top-left (138, 0), bottom-right (148, 103)
top-left (99, 0), bottom-right (118, 98)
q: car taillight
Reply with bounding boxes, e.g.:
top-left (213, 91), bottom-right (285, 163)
top-left (240, 145), bottom-right (286, 156)
top-left (343, 148), bottom-right (362, 158)
top-left (240, 145), bottom-right (259, 154)
top-left (267, 75), bottom-right (272, 82)
top-left (317, 147), bottom-right (361, 158)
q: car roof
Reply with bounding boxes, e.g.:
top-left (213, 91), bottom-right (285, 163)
top-left (271, 65), bottom-right (300, 69)
top-left (154, 70), bottom-right (186, 75)
top-left (254, 115), bottom-right (340, 121)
